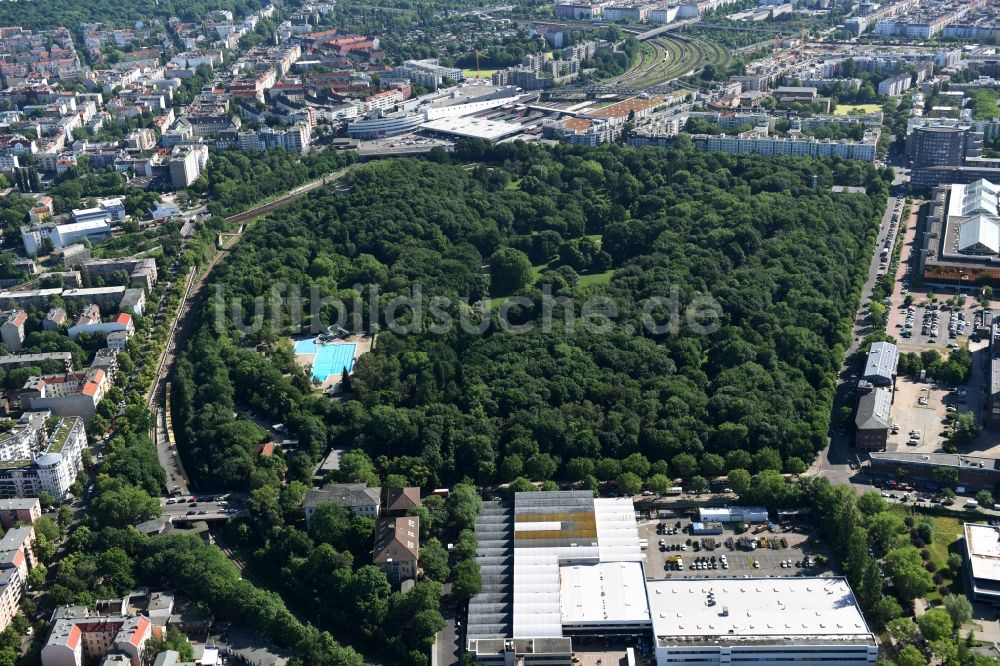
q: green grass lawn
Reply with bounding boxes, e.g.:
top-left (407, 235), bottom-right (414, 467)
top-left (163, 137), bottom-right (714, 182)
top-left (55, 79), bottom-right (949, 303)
top-left (578, 270), bottom-right (614, 287)
top-left (485, 264), bottom-right (614, 311)
top-left (834, 103), bottom-right (882, 116)
top-left (463, 68), bottom-right (498, 79)
top-left (890, 506), bottom-right (965, 603)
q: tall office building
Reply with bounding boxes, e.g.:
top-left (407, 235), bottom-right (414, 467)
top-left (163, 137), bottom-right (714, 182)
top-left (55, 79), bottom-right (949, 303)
top-left (907, 126), bottom-right (983, 169)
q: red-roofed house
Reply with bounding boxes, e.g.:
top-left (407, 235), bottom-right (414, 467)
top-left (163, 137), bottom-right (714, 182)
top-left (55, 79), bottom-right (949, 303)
top-left (373, 515), bottom-right (420, 586)
top-left (20, 367), bottom-right (109, 419)
top-left (41, 612), bottom-right (150, 666)
top-left (252, 442), bottom-right (276, 457)
top-left (0, 310), bottom-right (26, 352)
top-left (0, 525), bottom-right (34, 634)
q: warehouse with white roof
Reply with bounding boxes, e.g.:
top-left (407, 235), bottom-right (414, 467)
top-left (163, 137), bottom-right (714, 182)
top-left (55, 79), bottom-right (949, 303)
top-left (465, 491), bottom-right (877, 666)
top-left (510, 491), bottom-right (646, 638)
top-left (647, 577), bottom-right (877, 666)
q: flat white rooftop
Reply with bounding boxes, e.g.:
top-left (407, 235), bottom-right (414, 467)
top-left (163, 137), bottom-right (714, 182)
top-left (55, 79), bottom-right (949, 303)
top-left (57, 220), bottom-right (112, 234)
top-left (421, 117), bottom-right (524, 141)
top-left (511, 492), bottom-right (642, 639)
top-left (559, 561), bottom-right (650, 627)
top-left (966, 523), bottom-right (1000, 582)
top-left (647, 578), bottom-right (874, 644)
top-left (62, 286), bottom-right (125, 296)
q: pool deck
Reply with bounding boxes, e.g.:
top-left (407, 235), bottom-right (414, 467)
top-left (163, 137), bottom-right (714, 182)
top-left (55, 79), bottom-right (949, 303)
top-left (293, 334), bottom-right (373, 391)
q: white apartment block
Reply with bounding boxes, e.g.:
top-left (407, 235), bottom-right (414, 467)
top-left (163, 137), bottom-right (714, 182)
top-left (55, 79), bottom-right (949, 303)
top-left (693, 131), bottom-right (879, 162)
top-left (0, 412), bottom-right (86, 500)
top-left (21, 220), bottom-right (112, 256)
top-left (878, 73), bottom-right (912, 96)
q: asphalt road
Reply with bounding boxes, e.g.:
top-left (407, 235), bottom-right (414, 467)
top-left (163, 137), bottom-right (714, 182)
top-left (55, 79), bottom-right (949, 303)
top-left (809, 190), bottom-right (903, 484)
top-left (433, 583), bottom-right (459, 666)
top-left (160, 493), bottom-right (249, 521)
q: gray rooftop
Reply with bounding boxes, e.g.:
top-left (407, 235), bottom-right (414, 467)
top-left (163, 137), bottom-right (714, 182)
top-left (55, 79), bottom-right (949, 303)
top-left (466, 500), bottom-right (514, 641)
top-left (870, 451), bottom-right (1000, 471)
top-left (0, 498), bottom-right (37, 512)
top-left (304, 483), bottom-right (381, 509)
top-left (863, 341), bottom-right (898, 385)
top-left (856, 386), bottom-right (892, 430)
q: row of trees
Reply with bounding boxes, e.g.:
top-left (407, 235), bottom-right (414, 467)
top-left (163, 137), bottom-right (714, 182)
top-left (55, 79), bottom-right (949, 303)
top-left (0, 0), bottom-right (270, 31)
top-left (193, 148), bottom-right (356, 218)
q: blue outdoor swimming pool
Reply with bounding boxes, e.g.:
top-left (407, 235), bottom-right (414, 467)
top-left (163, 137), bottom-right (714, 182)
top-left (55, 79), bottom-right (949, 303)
top-left (294, 339), bottom-right (357, 381)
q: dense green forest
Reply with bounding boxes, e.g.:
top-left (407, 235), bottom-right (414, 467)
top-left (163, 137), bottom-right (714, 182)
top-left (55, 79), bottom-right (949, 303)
top-left (166, 141), bottom-right (889, 665)
top-left (192, 149), bottom-right (356, 218)
top-left (174, 142), bottom-right (889, 493)
top-left (0, 0), bottom-right (271, 31)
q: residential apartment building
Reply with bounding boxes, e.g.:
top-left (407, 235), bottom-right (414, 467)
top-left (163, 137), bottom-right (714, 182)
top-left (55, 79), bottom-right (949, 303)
top-left (390, 60), bottom-right (464, 90)
top-left (68, 312), bottom-right (134, 342)
top-left (0, 526), bottom-right (34, 634)
top-left (373, 514), bottom-right (420, 586)
top-left (878, 73), bottom-right (912, 97)
top-left (90, 348), bottom-right (118, 382)
top-left (692, 131), bottom-right (879, 162)
top-left (303, 483), bottom-right (381, 527)
top-left (603, 4), bottom-right (654, 22)
top-left (168, 147), bottom-right (201, 189)
top-left (43, 308), bottom-right (66, 332)
top-left (0, 352), bottom-right (71, 373)
top-left (0, 310), bottom-right (26, 352)
top-left (20, 368), bottom-right (108, 420)
top-left (0, 498), bottom-right (40, 527)
top-left (81, 259), bottom-right (157, 292)
top-left (0, 411), bottom-right (86, 499)
top-left (42, 609), bottom-right (151, 666)
top-left (554, 3), bottom-right (602, 19)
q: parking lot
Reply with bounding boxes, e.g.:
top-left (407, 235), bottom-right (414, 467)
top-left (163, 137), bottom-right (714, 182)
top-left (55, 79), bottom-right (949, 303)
top-left (887, 377), bottom-right (956, 452)
top-left (891, 302), bottom-right (977, 352)
top-left (637, 517), bottom-right (835, 580)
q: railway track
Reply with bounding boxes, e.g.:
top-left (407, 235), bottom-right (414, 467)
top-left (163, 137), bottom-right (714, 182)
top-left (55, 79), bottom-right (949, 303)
top-left (600, 32), bottom-right (730, 91)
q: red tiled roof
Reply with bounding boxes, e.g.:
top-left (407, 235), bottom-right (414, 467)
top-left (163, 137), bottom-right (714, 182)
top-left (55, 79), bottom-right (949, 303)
top-left (129, 617), bottom-right (150, 646)
top-left (81, 382), bottom-right (99, 397)
top-left (114, 313), bottom-right (132, 326)
top-left (562, 118), bottom-right (592, 132)
top-left (67, 625), bottom-right (81, 650)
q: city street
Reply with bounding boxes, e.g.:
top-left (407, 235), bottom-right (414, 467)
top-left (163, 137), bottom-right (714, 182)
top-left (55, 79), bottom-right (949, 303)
top-left (160, 493), bottom-right (248, 521)
top-left (809, 188), bottom-right (903, 484)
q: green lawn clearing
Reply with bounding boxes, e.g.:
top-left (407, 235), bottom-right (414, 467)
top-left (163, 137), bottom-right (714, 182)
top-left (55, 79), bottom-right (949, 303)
top-left (463, 68), bottom-right (498, 79)
top-left (834, 104), bottom-right (882, 116)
